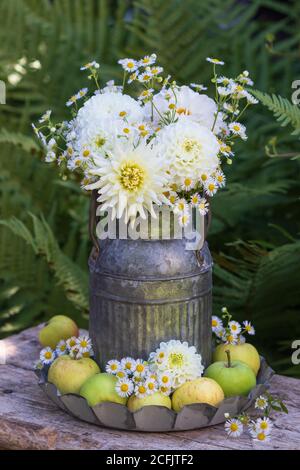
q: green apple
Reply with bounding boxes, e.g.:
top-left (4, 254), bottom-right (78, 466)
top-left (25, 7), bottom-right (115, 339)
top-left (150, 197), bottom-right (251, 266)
top-left (172, 377), bottom-right (224, 412)
top-left (39, 315), bottom-right (79, 349)
top-left (80, 373), bottom-right (127, 406)
top-left (205, 350), bottom-right (256, 397)
top-left (48, 355), bottom-right (100, 394)
top-left (213, 342), bottom-right (260, 375)
top-left (127, 392), bottom-right (172, 412)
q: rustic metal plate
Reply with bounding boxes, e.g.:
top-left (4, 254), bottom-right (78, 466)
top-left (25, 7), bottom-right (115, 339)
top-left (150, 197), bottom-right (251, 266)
top-left (35, 357), bottom-right (274, 432)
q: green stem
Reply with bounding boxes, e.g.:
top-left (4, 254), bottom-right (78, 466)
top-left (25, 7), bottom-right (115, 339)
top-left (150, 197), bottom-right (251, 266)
top-left (225, 349), bottom-right (231, 368)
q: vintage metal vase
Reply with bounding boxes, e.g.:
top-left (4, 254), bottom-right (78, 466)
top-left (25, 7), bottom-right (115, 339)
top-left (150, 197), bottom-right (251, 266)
top-left (89, 196), bottom-right (213, 369)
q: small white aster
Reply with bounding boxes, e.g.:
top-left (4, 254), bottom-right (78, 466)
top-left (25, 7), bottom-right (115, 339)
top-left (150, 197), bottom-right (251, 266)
top-left (178, 212), bottom-right (191, 228)
top-left (174, 198), bottom-right (189, 214)
top-left (250, 428), bottom-right (271, 443)
top-left (214, 170), bottom-right (226, 188)
top-left (55, 340), bottom-right (67, 356)
top-left (148, 66), bottom-right (163, 76)
top-left (190, 193), bottom-right (201, 207)
top-left (255, 417), bottom-right (273, 434)
top-left (138, 88), bottom-right (154, 101)
top-left (255, 395), bottom-right (268, 411)
top-left (134, 383), bottom-right (148, 399)
top-left (144, 376), bottom-right (158, 395)
top-left (40, 347), bottom-right (55, 365)
top-left (106, 359), bottom-right (121, 375)
top-left (121, 357), bottom-right (136, 375)
top-left (206, 57), bottom-right (225, 65)
top-left (118, 58), bottom-right (138, 72)
top-left (243, 320), bottom-right (255, 335)
top-left (157, 371), bottom-right (174, 389)
top-left (76, 335), bottom-right (92, 353)
top-left (212, 315), bottom-right (223, 332)
top-left (115, 377), bottom-right (134, 398)
top-left (229, 122), bottom-right (247, 140)
top-left (198, 198), bottom-right (209, 216)
top-left (134, 359), bottom-right (148, 377)
top-left (225, 418), bottom-right (243, 437)
top-left (138, 71), bottom-right (152, 83)
top-left (139, 53), bottom-right (156, 67)
top-left (181, 176), bottom-right (194, 191)
top-left (228, 320), bottom-right (242, 335)
top-left (204, 179), bottom-right (218, 197)
top-left (190, 83), bottom-right (207, 91)
top-left (66, 94), bottom-right (78, 107)
top-left (76, 87), bottom-right (88, 99)
top-left (39, 110), bottom-right (52, 123)
top-left (80, 61), bottom-right (100, 70)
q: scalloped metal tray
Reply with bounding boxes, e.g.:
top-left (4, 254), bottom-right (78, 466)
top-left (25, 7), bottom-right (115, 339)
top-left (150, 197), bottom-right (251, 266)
top-left (35, 357), bottom-right (274, 432)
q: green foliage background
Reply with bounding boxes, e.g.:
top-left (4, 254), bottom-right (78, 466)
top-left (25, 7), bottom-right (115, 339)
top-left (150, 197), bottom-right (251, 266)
top-left (0, 0), bottom-right (299, 376)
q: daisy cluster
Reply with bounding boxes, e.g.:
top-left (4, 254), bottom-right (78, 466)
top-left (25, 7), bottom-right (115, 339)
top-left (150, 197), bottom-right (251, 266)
top-left (35, 334), bottom-right (93, 368)
top-left (224, 393), bottom-right (287, 443)
top-left (106, 340), bottom-right (204, 399)
top-left (212, 306), bottom-right (255, 345)
top-left (33, 55), bottom-right (256, 228)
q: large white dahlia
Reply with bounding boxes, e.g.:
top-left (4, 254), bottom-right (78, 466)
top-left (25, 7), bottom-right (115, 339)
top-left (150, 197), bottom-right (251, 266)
top-left (156, 119), bottom-right (220, 184)
top-left (86, 142), bottom-right (168, 222)
top-left (146, 85), bottom-right (225, 133)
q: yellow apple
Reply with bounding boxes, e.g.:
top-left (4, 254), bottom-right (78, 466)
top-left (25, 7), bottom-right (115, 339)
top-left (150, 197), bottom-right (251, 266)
top-left (172, 377), bottom-right (224, 412)
top-left (213, 342), bottom-right (260, 375)
top-left (39, 315), bottom-right (79, 349)
top-left (127, 392), bottom-right (172, 412)
top-left (48, 355), bottom-right (100, 394)
top-left (80, 373), bottom-right (127, 406)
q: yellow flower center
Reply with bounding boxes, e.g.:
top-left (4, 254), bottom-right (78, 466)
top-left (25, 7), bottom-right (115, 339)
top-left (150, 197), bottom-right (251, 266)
top-left (67, 147), bottom-right (73, 155)
top-left (208, 183), bottom-right (215, 191)
top-left (199, 202), bottom-right (206, 211)
top-left (233, 125), bottom-right (240, 132)
top-left (260, 422), bottom-right (268, 430)
top-left (142, 74), bottom-right (151, 81)
top-left (231, 325), bottom-right (237, 331)
top-left (200, 174), bottom-right (207, 181)
top-left (148, 382), bottom-right (155, 390)
top-left (168, 103), bottom-right (176, 110)
top-left (94, 136), bottom-right (106, 148)
top-left (82, 149), bottom-right (90, 157)
top-left (111, 363), bottom-right (118, 371)
top-left (120, 384), bottom-right (129, 392)
top-left (69, 339), bottom-right (76, 347)
top-left (230, 423), bottom-right (238, 432)
top-left (227, 334), bottom-right (234, 343)
top-left (127, 61), bottom-right (135, 69)
top-left (181, 215), bottom-right (189, 225)
top-left (169, 195), bottom-right (177, 204)
top-left (177, 107), bottom-right (191, 115)
top-left (161, 386), bottom-right (168, 393)
top-left (75, 160), bottom-right (81, 167)
top-left (119, 111), bottom-right (127, 117)
top-left (162, 376), bottom-right (169, 384)
top-left (212, 319), bottom-right (218, 327)
top-left (45, 351), bottom-right (52, 359)
top-left (184, 177), bottom-right (192, 187)
top-left (138, 124), bottom-right (146, 130)
top-left (178, 202), bottom-right (185, 211)
top-left (80, 340), bottom-right (88, 347)
top-left (138, 386), bottom-right (146, 394)
top-left (117, 371), bottom-right (125, 378)
top-left (168, 352), bottom-right (184, 368)
top-left (257, 432), bottom-right (266, 441)
top-left (217, 175), bottom-right (223, 182)
top-left (82, 351), bottom-right (90, 357)
top-left (60, 345), bottom-right (66, 351)
top-left (125, 362), bottom-right (132, 370)
top-left (136, 364), bottom-right (144, 373)
top-left (119, 161), bottom-right (145, 192)
top-left (182, 138), bottom-right (202, 153)
top-left (123, 127), bottom-right (130, 134)
top-left (140, 130), bottom-right (148, 137)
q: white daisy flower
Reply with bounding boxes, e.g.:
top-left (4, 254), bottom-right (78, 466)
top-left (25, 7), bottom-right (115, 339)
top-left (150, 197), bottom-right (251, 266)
top-left (223, 332), bottom-right (238, 345)
top-left (228, 82), bottom-right (247, 99)
top-left (229, 122), bottom-right (247, 140)
top-left (148, 66), bottom-right (163, 76)
top-left (214, 170), bottom-right (226, 188)
top-left (69, 345), bottom-right (80, 359)
top-left (237, 335), bottom-right (246, 344)
top-left (77, 349), bottom-right (94, 359)
top-left (120, 357), bottom-right (136, 375)
top-left (118, 58), bottom-right (138, 72)
top-left (244, 91), bottom-right (258, 104)
top-left (134, 359), bottom-right (148, 377)
top-left (181, 177), bottom-right (194, 191)
top-left (255, 395), bottom-right (268, 411)
top-left (168, 191), bottom-right (178, 206)
top-left (243, 320), bottom-right (255, 335)
top-left (204, 179), bottom-right (218, 197)
top-left (106, 359), bottom-right (121, 375)
top-left (138, 88), bottom-right (154, 101)
top-left (139, 53), bottom-right (157, 67)
top-left (76, 87), bottom-right (88, 99)
top-left (174, 198), bottom-right (189, 214)
top-left (55, 340), bottom-right (67, 356)
top-left (178, 212), bottom-right (191, 228)
top-left (115, 377), bottom-right (134, 398)
top-left (80, 61), bottom-right (99, 70)
top-left (255, 417), bottom-right (273, 434)
top-left (212, 315), bottom-right (223, 332)
top-left (45, 138), bottom-right (57, 163)
top-left (40, 347), bottom-right (55, 365)
top-left (76, 335), bottom-right (92, 353)
top-left (250, 428), bottom-right (271, 443)
top-left (217, 86), bottom-right (231, 97)
top-left (198, 197), bottom-right (209, 216)
top-left (225, 418), bottom-right (243, 437)
top-left (206, 57), bottom-right (225, 65)
top-left (199, 172), bottom-right (209, 184)
top-left (159, 385), bottom-right (172, 396)
top-left (223, 102), bottom-right (239, 115)
top-left (66, 336), bottom-right (78, 350)
top-left (228, 320), bottom-right (242, 335)
top-left (237, 71), bottom-right (253, 86)
top-left (215, 326), bottom-right (226, 339)
top-left (157, 371), bottom-right (174, 389)
top-left (216, 76), bottom-right (232, 85)
top-left (190, 83), bottom-right (207, 91)
top-left (127, 72), bottom-right (138, 84)
top-left (138, 71), bottom-right (152, 83)
top-left (66, 94), bottom-right (78, 107)
top-left (116, 369), bottom-right (127, 380)
top-left (219, 141), bottom-right (234, 157)
top-left (134, 383), bottom-right (148, 399)
top-left (144, 376), bottom-right (158, 395)
top-left (39, 110), bottom-right (52, 123)
top-left (190, 193), bottom-right (201, 206)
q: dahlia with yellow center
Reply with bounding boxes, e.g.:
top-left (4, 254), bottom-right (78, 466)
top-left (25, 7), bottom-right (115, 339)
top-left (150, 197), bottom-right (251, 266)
top-left (86, 142), bottom-right (169, 223)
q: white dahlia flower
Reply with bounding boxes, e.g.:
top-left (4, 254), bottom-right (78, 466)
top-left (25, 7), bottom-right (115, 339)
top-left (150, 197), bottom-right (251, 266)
top-left (76, 91), bottom-right (144, 128)
top-left (146, 85), bottom-right (225, 133)
top-left (149, 340), bottom-right (204, 389)
top-left (156, 120), bottom-right (220, 184)
top-left (85, 142), bottom-right (168, 223)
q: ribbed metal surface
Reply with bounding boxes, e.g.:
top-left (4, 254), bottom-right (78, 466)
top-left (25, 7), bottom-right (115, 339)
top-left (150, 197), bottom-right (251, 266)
top-left (89, 239), bottom-right (213, 369)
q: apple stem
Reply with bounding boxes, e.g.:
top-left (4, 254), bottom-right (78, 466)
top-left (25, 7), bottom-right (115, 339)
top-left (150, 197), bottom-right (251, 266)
top-left (225, 349), bottom-right (231, 368)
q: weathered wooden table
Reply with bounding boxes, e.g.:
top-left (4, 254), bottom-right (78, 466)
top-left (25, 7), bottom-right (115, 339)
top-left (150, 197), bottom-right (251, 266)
top-left (0, 326), bottom-right (299, 450)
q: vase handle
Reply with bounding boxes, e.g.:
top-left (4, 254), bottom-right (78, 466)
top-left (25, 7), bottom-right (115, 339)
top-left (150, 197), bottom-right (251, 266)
top-left (89, 190), bottom-right (100, 259)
